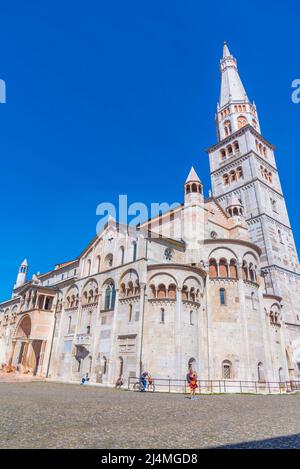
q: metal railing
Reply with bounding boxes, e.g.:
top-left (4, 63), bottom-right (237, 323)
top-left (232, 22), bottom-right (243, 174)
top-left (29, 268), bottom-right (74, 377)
top-left (128, 376), bottom-right (300, 394)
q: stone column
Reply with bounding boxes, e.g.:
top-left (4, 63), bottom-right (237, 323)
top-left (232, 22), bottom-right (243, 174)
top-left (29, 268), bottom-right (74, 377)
top-left (175, 288), bottom-right (182, 380)
top-left (237, 263), bottom-right (251, 380)
top-left (8, 340), bottom-right (17, 366)
top-left (204, 269), bottom-right (213, 381)
top-left (257, 289), bottom-right (274, 382)
top-left (135, 283), bottom-right (146, 378)
top-left (38, 340), bottom-right (46, 375)
top-left (107, 289), bottom-right (120, 385)
top-left (90, 292), bottom-right (103, 382)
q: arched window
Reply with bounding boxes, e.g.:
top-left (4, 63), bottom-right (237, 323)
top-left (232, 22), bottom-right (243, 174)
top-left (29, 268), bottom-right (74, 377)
top-left (127, 281), bottom-right (134, 296)
top-left (258, 362), bottom-right (265, 382)
top-left (182, 285), bottom-right (188, 300)
top-left (86, 259), bottom-right (91, 277)
top-left (230, 170), bottom-right (236, 182)
top-left (102, 356), bottom-right (107, 375)
top-left (278, 367), bottom-right (284, 383)
top-left (278, 230), bottom-right (283, 244)
top-left (188, 357), bottom-right (197, 372)
top-left (219, 259), bottom-right (228, 278)
top-left (105, 254), bottom-right (113, 268)
top-left (168, 284), bottom-right (177, 299)
top-left (209, 259), bottom-right (218, 278)
top-left (157, 284), bottom-right (167, 299)
top-left (219, 288), bottom-right (226, 305)
top-left (129, 304), bottom-right (133, 322)
top-left (220, 149), bottom-right (226, 160)
top-left (224, 120), bottom-right (232, 136)
top-left (120, 247), bottom-right (125, 265)
top-left (227, 144), bottom-right (233, 156)
top-left (160, 308), bottom-right (165, 323)
top-left (236, 166), bottom-right (243, 179)
top-left (223, 174), bottom-right (229, 186)
top-left (229, 259), bottom-right (238, 279)
top-left (233, 141), bottom-right (240, 152)
top-left (104, 283), bottom-right (116, 310)
top-left (222, 360), bottom-right (232, 379)
top-left (132, 242), bottom-right (137, 262)
top-left (149, 284), bottom-right (156, 299)
top-left (87, 325), bottom-right (91, 335)
top-left (96, 255), bottom-right (101, 273)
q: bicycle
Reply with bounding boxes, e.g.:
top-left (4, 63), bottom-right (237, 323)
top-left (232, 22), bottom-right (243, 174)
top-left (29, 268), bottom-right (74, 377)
top-left (133, 379), bottom-right (155, 392)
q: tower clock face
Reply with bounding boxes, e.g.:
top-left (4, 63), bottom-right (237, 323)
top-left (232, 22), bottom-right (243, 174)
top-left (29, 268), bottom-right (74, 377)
top-left (237, 116), bottom-right (247, 128)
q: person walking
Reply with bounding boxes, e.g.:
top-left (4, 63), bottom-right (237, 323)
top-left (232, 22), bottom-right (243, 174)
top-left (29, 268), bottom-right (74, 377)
top-left (115, 375), bottom-right (124, 389)
top-left (188, 369), bottom-right (198, 400)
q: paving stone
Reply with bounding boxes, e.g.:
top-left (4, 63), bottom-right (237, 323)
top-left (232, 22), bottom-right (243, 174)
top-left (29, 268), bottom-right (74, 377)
top-left (0, 382), bottom-right (300, 448)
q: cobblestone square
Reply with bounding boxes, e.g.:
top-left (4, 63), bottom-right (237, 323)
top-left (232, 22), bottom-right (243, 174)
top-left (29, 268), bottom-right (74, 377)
top-left (1, 381), bottom-right (300, 448)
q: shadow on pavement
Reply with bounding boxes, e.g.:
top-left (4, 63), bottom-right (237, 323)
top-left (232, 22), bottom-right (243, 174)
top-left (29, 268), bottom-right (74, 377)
top-left (214, 433), bottom-right (300, 449)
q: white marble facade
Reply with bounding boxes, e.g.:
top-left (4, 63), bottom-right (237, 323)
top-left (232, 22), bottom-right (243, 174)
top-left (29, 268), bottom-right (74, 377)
top-left (1, 44), bottom-right (300, 386)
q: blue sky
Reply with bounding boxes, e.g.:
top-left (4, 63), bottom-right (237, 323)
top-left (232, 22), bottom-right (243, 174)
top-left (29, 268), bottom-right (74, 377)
top-left (0, 0), bottom-right (300, 300)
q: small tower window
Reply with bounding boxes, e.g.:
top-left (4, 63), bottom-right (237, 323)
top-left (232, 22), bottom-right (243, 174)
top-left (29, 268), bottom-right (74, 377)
top-left (219, 288), bottom-right (226, 305)
top-left (190, 310), bottom-right (194, 325)
top-left (160, 308), bottom-right (165, 324)
top-left (133, 241), bottom-right (137, 262)
top-left (222, 360), bottom-right (232, 379)
top-left (129, 304), bottom-right (133, 321)
top-left (224, 120), bottom-right (232, 136)
top-left (258, 362), bottom-right (265, 382)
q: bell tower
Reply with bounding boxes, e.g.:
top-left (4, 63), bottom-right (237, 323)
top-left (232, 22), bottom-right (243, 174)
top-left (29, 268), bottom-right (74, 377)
top-left (14, 259), bottom-right (28, 289)
top-left (207, 43), bottom-right (300, 325)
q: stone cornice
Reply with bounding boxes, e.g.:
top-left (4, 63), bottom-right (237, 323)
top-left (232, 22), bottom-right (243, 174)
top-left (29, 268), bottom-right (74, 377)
top-left (205, 124), bottom-right (275, 153)
top-left (0, 297), bottom-right (21, 308)
top-left (261, 264), bottom-right (300, 278)
top-left (204, 238), bottom-right (262, 256)
top-left (211, 150), bottom-right (278, 175)
top-left (263, 293), bottom-right (282, 302)
top-left (147, 263), bottom-right (207, 278)
top-left (215, 177), bottom-right (284, 199)
top-left (245, 212), bottom-right (291, 231)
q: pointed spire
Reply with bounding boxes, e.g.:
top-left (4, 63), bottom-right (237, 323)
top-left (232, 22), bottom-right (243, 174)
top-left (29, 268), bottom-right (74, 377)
top-left (21, 258), bottom-right (28, 266)
top-left (223, 41), bottom-right (231, 58)
top-left (219, 42), bottom-right (248, 108)
top-left (185, 166), bottom-right (201, 183)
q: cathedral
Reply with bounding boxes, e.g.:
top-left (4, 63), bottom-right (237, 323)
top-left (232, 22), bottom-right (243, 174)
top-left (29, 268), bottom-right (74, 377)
top-left (1, 43), bottom-right (300, 389)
